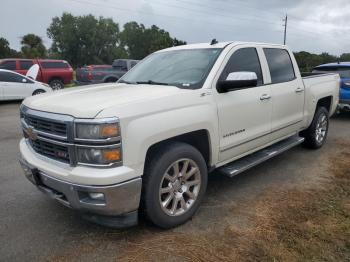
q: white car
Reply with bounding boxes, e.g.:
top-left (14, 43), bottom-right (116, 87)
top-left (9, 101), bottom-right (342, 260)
top-left (0, 65), bottom-right (52, 101)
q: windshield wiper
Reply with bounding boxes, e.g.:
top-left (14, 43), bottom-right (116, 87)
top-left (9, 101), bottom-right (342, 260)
top-left (136, 80), bottom-right (169, 86)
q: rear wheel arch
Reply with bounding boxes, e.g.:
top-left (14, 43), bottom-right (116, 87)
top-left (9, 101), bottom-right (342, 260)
top-left (32, 89), bottom-right (46, 96)
top-left (316, 96), bottom-right (332, 113)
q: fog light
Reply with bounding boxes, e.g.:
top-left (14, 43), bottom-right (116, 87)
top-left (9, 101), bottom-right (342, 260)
top-left (88, 192), bottom-right (105, 201)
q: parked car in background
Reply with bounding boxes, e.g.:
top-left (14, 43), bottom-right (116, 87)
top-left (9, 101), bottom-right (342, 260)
top-left (0, 66), bottom-right (52, 101)
top-left (313, 62), bottom-right (350, 111)
top-left (76, 59), bottom-right (139, 85)
top-left (0, 58), bottom-right (74, 90)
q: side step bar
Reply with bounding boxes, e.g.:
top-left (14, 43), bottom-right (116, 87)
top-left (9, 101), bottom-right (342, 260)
top-left (218, 135), bottom-right (305, 178)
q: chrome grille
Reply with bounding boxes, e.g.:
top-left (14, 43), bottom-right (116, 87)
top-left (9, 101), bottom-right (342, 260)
top-left (20, 105), bottom-right (122, 168)
top-left (29, 139), bottom-right (70, 163)
top-left (24, 115), bottom-right (67, 136)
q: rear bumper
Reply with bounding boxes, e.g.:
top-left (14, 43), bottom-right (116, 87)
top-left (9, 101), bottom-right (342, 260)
top-left (339, 99), bottom-right (350, 110)
top-left (19, 156), bottom-right (141, 228)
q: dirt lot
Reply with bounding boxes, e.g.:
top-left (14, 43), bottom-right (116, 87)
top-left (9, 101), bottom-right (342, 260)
top-left (0, 101), bottom-right (349, 261)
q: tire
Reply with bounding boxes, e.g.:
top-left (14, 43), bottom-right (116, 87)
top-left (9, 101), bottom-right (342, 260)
top-left (32, 89), bottom-right (46, 96)
top-left (142, 142), bottom-right (208, 229)
top-left (301, 107), bottom-right (329, 149)
top-left (49, 79), bottom-right (64, 90)
top-left (104, 78), bottom-right (118, 83)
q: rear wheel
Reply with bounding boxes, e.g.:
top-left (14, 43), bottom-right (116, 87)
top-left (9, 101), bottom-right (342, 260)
top-left (49, 79), bottom-right (64, 90)
top-left (142, 142), bottom-right (208, 229)
top-left (301, 107), bottom-right (329, 149)
top-left (32, 89), bottom-right (46, 96)
top-left (104, 78), bottom-right (118, 83)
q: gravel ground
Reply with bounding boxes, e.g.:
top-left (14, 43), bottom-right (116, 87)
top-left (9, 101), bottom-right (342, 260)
top-left (0, 101), bottom-right (349, 261)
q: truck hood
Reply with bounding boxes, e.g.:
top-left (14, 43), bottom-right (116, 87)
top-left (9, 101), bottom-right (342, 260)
top-left (23, 83), bottom-right (187, 118)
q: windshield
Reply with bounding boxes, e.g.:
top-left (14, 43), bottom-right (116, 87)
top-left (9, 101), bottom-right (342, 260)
top-left (119, 48), bottom-right (222, 89)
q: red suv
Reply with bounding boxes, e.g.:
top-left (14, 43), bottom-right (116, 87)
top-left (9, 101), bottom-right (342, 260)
top-left (0, 59), bottom-right (74, 89)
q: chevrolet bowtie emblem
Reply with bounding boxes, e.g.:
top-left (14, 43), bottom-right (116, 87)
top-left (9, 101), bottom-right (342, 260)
top-left (25, 127), bottom-right (38, 141)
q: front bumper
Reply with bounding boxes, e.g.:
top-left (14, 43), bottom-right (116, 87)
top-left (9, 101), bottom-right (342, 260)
top-left (19, 156), bottom-right (142, 228)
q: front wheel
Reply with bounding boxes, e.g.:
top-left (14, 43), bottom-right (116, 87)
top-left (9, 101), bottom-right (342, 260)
top-left (142, 142), bottom-right (208, 229)
top-left (301, 107), bottom-right (329, 149)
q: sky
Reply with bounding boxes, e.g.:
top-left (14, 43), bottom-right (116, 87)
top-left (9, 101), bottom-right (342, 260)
top-left (1, 0), bottom-right (350, 55)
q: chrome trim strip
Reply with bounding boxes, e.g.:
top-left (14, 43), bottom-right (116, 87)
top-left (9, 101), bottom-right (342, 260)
top-left (220, 120), bottom-right (303, 152)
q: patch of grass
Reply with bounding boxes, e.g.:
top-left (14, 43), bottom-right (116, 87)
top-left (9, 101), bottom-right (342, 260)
top-left (117, 142), bottom-right (350, 262)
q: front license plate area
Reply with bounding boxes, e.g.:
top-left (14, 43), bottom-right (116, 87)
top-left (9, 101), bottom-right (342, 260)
top-left (19, 159), bottom-right (41, 186)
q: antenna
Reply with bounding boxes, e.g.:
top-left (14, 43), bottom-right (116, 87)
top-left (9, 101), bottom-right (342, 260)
top-left (210, 39), bottom-right (218, 45)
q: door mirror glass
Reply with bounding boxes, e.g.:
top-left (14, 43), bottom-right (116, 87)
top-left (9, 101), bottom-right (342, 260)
top-left (217, 71), bottom-right (258, 93)
top-left (22, 78), bottom-right (27, 83)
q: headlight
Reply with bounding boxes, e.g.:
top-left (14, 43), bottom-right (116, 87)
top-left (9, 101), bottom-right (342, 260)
top-left (74, 118), bottom-right (122, 167)
top-left (75, 122), bottom-right (119, 140)
top-left (77, 146), bottom-right (122, 166)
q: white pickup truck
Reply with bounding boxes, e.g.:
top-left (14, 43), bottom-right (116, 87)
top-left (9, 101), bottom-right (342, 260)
top-left (19, 41), bottom-right (340, 228)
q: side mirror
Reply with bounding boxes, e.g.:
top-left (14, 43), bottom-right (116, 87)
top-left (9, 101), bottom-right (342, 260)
top-left (22, 78), bottom-right (27, 83)
top-left (217, 72), bottom-right (258, 93)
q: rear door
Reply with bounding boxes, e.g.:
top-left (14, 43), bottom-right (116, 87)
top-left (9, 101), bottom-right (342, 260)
top-left (263, 48), bottom-right (305, 141)
top-left (0, 71), bottom-right (33, 99)
top-left (216, 46), bottom-right (272, 162)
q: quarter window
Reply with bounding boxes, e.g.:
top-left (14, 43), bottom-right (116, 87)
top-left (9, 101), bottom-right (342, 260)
top-left (264, 48), bottom-right (295, 84)
top-left (19, 60), bottom-right (34, 70)
top-left (220, 48), bottom-right (263, 86)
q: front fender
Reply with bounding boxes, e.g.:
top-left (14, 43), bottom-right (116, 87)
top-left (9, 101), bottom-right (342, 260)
top-left (120, 104), bottom-right (219, 176)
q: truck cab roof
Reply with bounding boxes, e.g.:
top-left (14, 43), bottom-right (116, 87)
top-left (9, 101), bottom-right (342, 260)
top-left (158, 41), bottom-right (287, 52)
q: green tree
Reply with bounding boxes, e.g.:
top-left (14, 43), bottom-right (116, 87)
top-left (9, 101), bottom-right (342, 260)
top-left (339, 53), bottom-right (350, 62)
top-left (0, 37), bottom-right (21, 58)
top-left (21, 34), bottom-right (47, 58)
top-left (47, 13), bottom-right (126, 67)
top-left (120, 22), bottom-right (186, 59)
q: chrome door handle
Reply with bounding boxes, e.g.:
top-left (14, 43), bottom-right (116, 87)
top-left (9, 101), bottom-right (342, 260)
top-left (260, 94), bottom-right (271, 101)
top-left (295, 87), bottom-right (304, 93)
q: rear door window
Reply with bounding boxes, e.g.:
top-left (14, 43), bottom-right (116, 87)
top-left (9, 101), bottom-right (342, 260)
top-left (113, 60), bottom-right (128, 71)
top-left (0, 60), bottom-right (16, 70)
top-left (19, 60), bottom-right (34, 70)
top-left (41, 61), bottom-right (69, 69)
top-left (264, 48), bottom-right (296, 84)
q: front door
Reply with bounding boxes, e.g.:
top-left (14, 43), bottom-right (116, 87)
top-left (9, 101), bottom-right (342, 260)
top-left (216, 47), bottom-right (272, 162)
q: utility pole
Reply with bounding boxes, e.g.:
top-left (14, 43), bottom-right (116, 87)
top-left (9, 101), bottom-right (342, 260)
top-left (283, 14), bottom-right (288, 45)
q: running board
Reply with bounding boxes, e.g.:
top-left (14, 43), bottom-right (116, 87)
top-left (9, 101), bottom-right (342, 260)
top-left (218, 135), bottom-right (305, 178)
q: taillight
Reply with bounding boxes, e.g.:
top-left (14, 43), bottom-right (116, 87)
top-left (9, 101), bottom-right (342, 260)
top-left (87, 71), bottom-right (93, 80)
